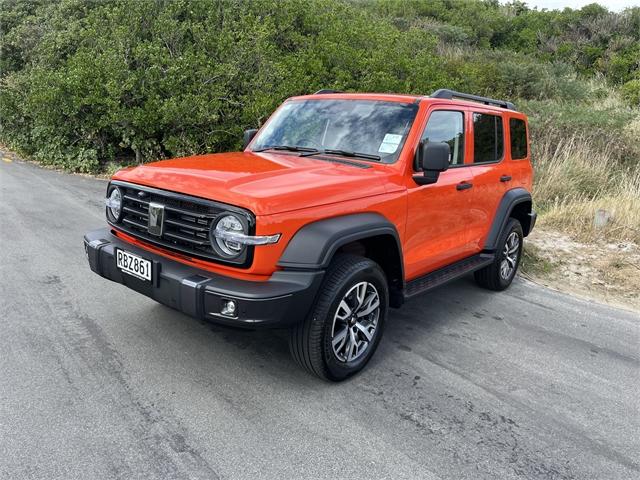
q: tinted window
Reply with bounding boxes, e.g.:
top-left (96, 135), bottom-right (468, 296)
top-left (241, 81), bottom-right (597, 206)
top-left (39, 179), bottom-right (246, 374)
top-left (252, 99), bottom-right (418, 163)
top-left (421, 110), bottom-right (465, 166)
top-left (509, 118), bottom-right (528, 159)
top-left (473, 113), bottom-right (503, 163)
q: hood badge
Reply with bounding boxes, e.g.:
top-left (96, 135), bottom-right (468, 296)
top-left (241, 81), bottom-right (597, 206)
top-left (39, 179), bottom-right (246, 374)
top-left (148, 202), bottom-right (165, 236)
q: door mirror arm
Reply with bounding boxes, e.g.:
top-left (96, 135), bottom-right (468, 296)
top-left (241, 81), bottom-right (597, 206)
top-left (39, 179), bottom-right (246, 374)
top-left (413, 141), bottom-right (450, 185)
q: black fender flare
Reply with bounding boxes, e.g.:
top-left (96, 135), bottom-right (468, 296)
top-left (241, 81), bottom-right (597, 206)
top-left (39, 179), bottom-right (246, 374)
top-left (484, 187), bottom-right (532, 251)
top-left (277, 213), bottom-right (403, 275)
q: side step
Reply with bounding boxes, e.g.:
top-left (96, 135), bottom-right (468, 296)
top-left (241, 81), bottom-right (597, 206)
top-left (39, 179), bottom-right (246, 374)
top-left (404, 253), bottom-right (494, 299)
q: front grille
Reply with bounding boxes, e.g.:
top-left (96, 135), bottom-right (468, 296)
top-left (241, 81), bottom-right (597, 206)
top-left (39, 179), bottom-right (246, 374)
top-left (108, 181), bottom-right (254, 267)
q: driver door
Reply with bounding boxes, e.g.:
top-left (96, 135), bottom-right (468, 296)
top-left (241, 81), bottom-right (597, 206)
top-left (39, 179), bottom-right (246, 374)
top-left (404, 109), bottom-right (476, 280)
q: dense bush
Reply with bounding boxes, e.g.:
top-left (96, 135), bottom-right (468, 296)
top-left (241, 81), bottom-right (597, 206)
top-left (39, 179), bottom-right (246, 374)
top-left (0, 0), bottom-right (638, 173)
top-left (621, 79), bottom-right (640, 107)
top-left (362, 1), bottom-right (640, 84)
top-left (0, 0), bottom-right (445, 171)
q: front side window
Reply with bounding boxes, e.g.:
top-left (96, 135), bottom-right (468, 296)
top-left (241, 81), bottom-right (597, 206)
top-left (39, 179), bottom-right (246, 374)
top-left (473, 113), bottom-right (504, 163)
top-left (421, 110), bottom-right (465, 166)
top-left (509, 118), bottom-right (528, 159)
top-left (251, 99), bottom-right (418, 163)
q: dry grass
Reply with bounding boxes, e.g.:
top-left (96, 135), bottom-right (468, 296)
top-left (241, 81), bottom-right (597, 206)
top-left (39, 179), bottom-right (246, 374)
top-left (540, 190), bottom-right (640, 244)
top-left (532, 113), bottom-right (640, 244)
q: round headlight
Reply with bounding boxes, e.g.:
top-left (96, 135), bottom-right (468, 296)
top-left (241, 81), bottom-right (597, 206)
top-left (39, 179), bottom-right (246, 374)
top-left (211, 213), bottom-right (247, 257)
top-left (106, 186), bottom-right (122, 222)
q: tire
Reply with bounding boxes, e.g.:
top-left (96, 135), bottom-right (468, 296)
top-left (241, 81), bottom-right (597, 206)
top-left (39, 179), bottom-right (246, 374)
top-left (289, 254), bottom-right (389, 381)
top-left (474, 217), bottom-right (523, 291)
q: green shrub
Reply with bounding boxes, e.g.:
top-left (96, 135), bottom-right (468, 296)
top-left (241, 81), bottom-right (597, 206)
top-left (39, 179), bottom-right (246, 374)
top-left (0, 0), bottom-right (637, 173)
top-left (0, 0), bottom-right (448, 171)
top-left (621, 80), bottom-right (640, 107)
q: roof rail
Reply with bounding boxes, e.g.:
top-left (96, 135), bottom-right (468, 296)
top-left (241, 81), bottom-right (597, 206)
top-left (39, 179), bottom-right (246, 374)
top-left (314, 89), bottom-right (343, 94)
top-left (430, 89), bottom-right (516, 111)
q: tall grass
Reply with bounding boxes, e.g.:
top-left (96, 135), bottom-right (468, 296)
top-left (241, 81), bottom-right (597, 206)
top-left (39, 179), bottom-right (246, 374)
top-left (531, 109), bottom-right (640, 244)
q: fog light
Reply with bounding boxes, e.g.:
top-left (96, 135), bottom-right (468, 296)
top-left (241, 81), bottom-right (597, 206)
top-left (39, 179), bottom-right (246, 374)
top-left (221, 299), bottom-right (237, 317)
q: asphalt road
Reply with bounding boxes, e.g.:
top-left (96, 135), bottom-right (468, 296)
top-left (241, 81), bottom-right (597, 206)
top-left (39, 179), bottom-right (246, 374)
top-left (1, 156), bottom-right (638, 480)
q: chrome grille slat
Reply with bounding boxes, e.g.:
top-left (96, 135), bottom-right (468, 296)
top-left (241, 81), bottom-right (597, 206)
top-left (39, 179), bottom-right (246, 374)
top-left (117, 228), bottom-right (217, 259)
top-left (164, 218), bottom-right (209, 232)
top-left (124, 194), bottom-right (149, 205)
top-left (123, 217), bottom-right (147, 230)
top-left (114, 183), bottom-right (237, 262)
top-left (163, 231), bottom-right (210, 246)
top-left (123, 205), bottom-right (148, 218)
top-left (122, 194), bottom-right (214, 220)
top-left (163, 204), bottom-right (215, 219)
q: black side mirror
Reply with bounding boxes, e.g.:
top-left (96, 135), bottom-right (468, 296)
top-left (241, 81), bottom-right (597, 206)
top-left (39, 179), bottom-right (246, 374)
top-left (243, 129), bottom-right (258, 150)
top-left (414, 141), bottom-right (450, 185)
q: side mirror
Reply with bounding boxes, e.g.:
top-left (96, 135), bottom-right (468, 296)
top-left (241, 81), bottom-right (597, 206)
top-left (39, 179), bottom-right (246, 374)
top-left (243, 129), bottom-right (258, 150)
top-left (414, 141), bottom-right (450, 185)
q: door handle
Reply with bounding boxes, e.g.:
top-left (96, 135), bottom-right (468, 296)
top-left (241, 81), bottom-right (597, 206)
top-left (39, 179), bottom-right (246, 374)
top-left (500, 175), bottom-right (512, 182)
top-left (456, 181), bottom-right (473, 191)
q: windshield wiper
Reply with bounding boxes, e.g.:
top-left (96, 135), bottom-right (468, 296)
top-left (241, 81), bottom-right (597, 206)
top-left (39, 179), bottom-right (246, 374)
top-left (253, 145), bottom-right (318, 153)
top-left (301, 149), bottom-right (381, 161)
top-left (254, 145), bottom-right (381, 161)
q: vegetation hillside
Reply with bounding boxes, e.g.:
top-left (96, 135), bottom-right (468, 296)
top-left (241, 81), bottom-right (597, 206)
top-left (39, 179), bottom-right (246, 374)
top-left (1, 0), bottom-right (639, 243)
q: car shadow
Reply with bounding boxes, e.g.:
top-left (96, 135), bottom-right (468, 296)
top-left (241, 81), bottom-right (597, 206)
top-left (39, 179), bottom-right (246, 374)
top-left (141, 273), bottom-right (502, 382)
top-left (144, 301), bottom-right (315, 383)
top-left (359, 274), bottom-right (503, 371)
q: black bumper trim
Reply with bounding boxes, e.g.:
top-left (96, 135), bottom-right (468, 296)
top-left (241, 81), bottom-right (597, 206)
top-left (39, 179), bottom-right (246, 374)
top-left (84, 228), bottom-right (324, 328)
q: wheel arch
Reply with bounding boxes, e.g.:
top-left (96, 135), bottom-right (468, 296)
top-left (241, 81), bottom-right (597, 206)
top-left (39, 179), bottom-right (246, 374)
top-left (484, 188), bottom-right (534, 251)
top-left (278, 213), bottom-right (404, 301)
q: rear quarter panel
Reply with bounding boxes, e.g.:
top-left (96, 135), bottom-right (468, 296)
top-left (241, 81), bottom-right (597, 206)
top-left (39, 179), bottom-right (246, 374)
top-left (507, 112), bottom-right (534, 191)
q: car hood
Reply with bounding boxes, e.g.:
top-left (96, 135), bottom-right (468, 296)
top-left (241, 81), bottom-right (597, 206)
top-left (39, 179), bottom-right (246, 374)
top-left (112, 151), bottom-right (392, 216)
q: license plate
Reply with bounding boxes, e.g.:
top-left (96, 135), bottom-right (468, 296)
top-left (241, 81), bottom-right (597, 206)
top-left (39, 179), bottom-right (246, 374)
top-left (116, 249), bottom-right (152, 281)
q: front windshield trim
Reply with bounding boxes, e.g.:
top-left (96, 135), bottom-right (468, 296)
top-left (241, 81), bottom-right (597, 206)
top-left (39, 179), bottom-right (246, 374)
top-left (250, 98), bottom-right (419, 164)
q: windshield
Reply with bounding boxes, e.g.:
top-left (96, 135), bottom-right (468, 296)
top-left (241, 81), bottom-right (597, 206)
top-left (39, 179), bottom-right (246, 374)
top-left (251, 99), bottom-right (419, 163)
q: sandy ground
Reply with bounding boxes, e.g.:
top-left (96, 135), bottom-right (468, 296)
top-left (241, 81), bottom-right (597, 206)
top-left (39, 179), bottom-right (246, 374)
top-left (523, 227), bottom-right (640, 313)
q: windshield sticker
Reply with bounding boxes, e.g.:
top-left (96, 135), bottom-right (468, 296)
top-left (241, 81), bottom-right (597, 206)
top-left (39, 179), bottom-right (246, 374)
top-left (378, 133), bottom-right (403, 154)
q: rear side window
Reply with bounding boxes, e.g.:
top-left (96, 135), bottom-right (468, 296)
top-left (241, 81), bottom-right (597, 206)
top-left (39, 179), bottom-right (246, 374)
top-left (473, 113), bottom-right (503, 163)
top-left (421, 110), bottom-right (465, 166)
top-left (509, 118), bottom-right (528, 159)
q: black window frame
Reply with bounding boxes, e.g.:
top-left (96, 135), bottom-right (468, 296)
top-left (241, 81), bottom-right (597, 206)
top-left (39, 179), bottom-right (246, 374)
top-left (509, 117), bottom-right (528, 160)
top-left (415, 109), bottom-right (466, 171)
top-left (472, 112), bottom-right (505, 165)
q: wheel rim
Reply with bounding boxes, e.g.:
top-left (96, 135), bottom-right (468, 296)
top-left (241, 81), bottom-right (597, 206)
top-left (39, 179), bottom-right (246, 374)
top-left (330, 281), bottom-right (380, 363)
top-left (500, 231), bottom-right (520, 280)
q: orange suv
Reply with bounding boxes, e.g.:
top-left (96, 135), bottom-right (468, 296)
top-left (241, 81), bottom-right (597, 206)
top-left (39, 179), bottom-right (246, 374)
top-left (84, 89), bottom-right (535, 381)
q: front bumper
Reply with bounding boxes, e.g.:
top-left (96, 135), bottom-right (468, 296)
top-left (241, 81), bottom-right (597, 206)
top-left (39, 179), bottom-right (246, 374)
top-left (84, 228), bottom-right (324, 328)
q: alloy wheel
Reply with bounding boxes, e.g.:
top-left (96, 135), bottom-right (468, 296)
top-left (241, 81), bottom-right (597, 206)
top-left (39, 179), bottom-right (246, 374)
top-left (500, 231), bottom-right (520, 280)
top-left (330, 281), bottom-right (381, 363)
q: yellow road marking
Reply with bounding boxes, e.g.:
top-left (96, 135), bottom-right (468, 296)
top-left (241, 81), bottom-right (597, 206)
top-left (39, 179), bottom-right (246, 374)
top-left (2, 157), bottom-right (13, 163)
